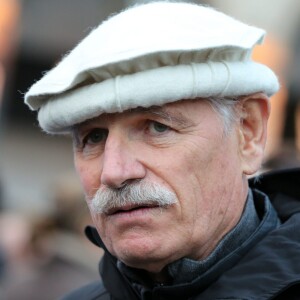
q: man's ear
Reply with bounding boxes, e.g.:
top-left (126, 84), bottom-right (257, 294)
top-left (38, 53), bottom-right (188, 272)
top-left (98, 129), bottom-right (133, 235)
top-left (237, 93), bottom-right (270, 175)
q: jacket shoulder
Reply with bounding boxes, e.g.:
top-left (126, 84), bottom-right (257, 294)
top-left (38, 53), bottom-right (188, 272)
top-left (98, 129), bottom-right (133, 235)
top-left (59, 281), bottom-right (110, 300)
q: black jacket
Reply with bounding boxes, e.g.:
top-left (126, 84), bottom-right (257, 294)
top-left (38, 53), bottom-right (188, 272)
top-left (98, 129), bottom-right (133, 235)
top-left (61, 168), bottom-right (300, 300)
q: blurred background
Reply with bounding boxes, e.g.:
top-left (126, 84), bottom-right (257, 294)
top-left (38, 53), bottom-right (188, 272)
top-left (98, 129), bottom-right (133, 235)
top-left (0, 0), bottom-right (300, 298)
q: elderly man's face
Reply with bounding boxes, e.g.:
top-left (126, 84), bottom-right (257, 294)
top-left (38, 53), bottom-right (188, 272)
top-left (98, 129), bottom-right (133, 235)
top-left (73, 99), bottom-right (249, 275)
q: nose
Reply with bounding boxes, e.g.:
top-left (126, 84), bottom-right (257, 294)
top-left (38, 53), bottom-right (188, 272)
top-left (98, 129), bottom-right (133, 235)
top-left (100, 134), bottom-right (146, 188)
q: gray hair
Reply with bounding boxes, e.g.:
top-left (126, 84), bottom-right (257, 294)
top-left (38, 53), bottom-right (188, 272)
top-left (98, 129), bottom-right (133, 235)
top-left (205, 96), bottom-right (241, 135)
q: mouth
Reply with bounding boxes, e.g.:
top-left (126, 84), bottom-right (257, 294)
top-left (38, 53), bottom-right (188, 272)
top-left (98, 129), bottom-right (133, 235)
top-left (107, 204), bottom-right (159, 216)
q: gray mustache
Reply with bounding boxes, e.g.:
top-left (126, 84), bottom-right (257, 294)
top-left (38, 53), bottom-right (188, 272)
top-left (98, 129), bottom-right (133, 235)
top-left (90, 181), bottom-right (178, 214)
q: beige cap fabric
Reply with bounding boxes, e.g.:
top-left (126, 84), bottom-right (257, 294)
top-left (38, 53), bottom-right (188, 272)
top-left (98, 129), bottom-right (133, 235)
top-left (24, 1), bottom-right (279, 133)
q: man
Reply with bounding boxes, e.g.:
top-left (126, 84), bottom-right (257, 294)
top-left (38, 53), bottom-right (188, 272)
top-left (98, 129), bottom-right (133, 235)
top-left (24, 2), bottom-right (300, 299)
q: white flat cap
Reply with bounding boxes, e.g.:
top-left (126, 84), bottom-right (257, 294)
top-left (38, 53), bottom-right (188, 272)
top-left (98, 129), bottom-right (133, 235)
top-left (24, 1), bottom-right (279, 133)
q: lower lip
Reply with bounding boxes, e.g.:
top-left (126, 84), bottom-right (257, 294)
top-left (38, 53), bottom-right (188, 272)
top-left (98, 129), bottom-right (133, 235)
top-left (109, 206), bottom-right (160, 221)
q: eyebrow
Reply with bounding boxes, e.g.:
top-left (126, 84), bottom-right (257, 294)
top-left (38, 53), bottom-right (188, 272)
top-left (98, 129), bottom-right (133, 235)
top-left (71, 104), bottom-right (195, 145)
top-left (130, 106), bottom-right (195, 128)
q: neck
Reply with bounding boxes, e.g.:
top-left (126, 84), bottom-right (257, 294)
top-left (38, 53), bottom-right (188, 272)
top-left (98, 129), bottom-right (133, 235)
top-left (148, 267), bottom-right (171, 284)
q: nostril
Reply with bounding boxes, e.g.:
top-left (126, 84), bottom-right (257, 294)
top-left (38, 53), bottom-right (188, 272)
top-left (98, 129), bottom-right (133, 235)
top-left (108, 179), bottom-right (140, 190)
top-left (121, 179), bottom-right (140, 187)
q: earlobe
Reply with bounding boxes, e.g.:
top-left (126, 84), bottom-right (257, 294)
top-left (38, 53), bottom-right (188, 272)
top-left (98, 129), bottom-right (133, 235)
top-left (238, 93), bottom-right (270, 175)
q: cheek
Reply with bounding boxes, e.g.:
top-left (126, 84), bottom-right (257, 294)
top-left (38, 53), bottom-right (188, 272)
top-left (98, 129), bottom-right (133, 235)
top-left (75, 159), bottom-right (101, 197)
top-left (169, 140), bottom-right (231, 211)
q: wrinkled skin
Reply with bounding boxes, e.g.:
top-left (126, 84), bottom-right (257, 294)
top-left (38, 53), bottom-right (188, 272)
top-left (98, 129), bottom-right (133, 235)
top-left (73, 95), bottom-right (269, 280)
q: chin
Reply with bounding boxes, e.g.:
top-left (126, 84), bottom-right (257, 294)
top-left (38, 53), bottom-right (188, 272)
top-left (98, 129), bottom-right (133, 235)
top-left (110, 237), bottom-right (170, 272)
top-left (120, 254), bottom-right (168, 274)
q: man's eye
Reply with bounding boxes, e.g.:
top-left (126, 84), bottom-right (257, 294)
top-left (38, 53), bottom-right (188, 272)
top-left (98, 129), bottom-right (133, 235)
top-left (148, 121), bottom-right (170, 134)
top-left (83, 129), bottom-right (107, 145)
